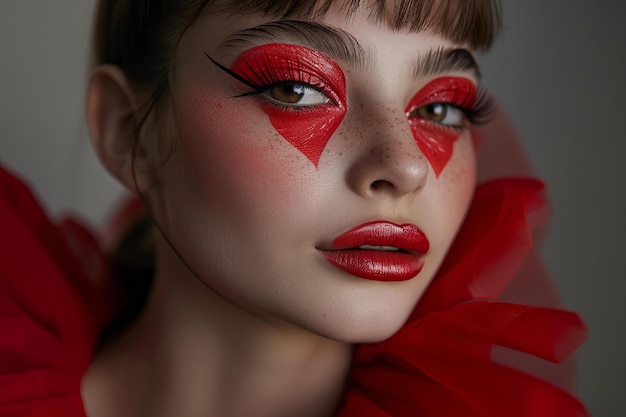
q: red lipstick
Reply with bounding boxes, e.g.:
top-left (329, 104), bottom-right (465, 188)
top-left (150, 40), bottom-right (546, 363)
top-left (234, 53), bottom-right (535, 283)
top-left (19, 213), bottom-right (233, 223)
top-left (320, 221), bottom-right (430, 282)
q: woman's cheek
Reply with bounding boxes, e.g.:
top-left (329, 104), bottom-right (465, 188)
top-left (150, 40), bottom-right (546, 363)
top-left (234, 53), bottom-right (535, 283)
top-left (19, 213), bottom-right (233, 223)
top-left (441, 135), bottom-right (477, 222)
top-left (174, 91), bottom-right (319, 209)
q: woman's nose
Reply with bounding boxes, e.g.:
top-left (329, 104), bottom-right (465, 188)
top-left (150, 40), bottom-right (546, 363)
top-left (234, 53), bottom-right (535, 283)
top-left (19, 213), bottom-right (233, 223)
top-left (345, 105), bottom-right (429, 198)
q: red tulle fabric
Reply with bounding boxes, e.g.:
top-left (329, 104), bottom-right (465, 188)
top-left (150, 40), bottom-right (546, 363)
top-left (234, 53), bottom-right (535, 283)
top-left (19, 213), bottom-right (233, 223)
top-left (0, 163), bottom-right (588, 417)
top-left (0, 165), bottom-right (115, 417)
top-left (338, 179), bottom-right (589, 417)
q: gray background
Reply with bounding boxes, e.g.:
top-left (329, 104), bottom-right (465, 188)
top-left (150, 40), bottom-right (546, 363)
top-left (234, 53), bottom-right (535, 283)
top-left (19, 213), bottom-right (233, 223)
top-left (1, 1), bottom-right (624, 416)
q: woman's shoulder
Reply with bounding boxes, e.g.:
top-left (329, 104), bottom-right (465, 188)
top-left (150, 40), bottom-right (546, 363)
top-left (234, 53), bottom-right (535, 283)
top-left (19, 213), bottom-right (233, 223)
top-left (0, 164), bottom-right (115, 417)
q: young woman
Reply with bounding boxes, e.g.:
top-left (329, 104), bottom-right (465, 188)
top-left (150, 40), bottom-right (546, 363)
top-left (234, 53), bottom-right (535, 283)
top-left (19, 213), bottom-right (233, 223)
top-left (0, 1), bottom-right (589, 416)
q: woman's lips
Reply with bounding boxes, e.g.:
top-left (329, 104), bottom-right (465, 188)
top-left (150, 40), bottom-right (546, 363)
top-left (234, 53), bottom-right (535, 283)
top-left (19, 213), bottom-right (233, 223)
top-left (319, 221), bottom-right (430, 282)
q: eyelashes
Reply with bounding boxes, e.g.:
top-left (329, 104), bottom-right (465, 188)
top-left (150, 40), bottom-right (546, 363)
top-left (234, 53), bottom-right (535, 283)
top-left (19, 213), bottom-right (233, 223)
top-left (423, 88), bottom-right (496, 129)
top-left (460, 88), bottom-right (496, 126)
top-left (207, 50), bottom-right (495, 128)
top-left (405, 76), bottom-right (496, 130)
top-left (206, 43), bottom-right (346, 111)
top-left (205, 53), bottom-right (263, 93)
top-left (207, 53), bottom-right (334, 110)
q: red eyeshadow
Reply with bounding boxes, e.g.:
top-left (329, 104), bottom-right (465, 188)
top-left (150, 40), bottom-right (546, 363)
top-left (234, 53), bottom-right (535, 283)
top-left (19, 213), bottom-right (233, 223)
top-left (405, 77), bottom-right (477, 177)
top-left (230, 43), bottom-right (347, 167)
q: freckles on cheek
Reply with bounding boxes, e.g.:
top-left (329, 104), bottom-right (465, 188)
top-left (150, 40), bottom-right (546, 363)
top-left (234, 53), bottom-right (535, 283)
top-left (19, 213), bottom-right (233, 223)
top-left (440, 138), bottom-right (477, 220)
top-left (407, 121), bottom-right (460, 178)
top-left (176, 92), bottom-right (309, 206)
top-left (230, 44), bottom-right (347, 168)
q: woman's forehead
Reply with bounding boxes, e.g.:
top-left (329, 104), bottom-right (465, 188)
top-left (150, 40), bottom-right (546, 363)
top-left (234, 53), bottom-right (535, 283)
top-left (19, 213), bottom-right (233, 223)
top-left (202, 0), bottom-right (500, 50)
top-left (216, 20), bottom-right (481, 82)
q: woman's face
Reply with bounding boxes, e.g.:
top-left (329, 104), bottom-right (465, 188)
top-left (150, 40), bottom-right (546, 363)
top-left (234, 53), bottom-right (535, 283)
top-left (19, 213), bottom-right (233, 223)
top-left (148, 4), bottom-right (479, 342)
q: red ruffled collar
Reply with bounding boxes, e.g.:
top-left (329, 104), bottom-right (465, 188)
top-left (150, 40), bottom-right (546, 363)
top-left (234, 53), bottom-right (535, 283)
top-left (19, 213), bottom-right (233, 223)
top-left (339, 180), bottom-right (588, 416)
top-left (0, 166), bottom-right (589, 417)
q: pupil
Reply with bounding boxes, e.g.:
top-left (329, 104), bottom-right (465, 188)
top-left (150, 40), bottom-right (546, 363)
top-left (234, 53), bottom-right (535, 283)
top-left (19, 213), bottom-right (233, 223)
top-left (427, 104), bottom-right (445, 121)
top-left (273, 83), bottom-right (305, 103)
top-left (420, 103), bottom-right (446, 123)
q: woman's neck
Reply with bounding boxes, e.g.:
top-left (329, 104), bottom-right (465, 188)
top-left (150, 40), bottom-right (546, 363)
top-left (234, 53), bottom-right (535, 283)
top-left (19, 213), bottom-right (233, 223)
top-left (82, 237), bottom-right (352, 417)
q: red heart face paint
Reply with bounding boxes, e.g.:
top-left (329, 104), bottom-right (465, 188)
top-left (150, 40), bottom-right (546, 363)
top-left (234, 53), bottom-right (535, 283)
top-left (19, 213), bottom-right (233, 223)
top-left (405, 77), bottom-right (478, 177)
top-left (229, 43), bottom-right (347, 167)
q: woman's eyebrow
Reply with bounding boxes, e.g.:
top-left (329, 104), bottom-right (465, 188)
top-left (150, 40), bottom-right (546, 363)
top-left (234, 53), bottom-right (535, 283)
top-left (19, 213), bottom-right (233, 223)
top-left (220, 20), bottom-right (372, 70)
top-left (412, 47), bottom-right (481, 81)
top-left (220, 20), bottom-right (479, 80)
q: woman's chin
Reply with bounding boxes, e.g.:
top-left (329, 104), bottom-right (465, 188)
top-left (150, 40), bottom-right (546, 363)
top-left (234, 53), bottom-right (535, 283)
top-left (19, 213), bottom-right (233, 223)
top-left (284, 306), bottom-right (412, 345)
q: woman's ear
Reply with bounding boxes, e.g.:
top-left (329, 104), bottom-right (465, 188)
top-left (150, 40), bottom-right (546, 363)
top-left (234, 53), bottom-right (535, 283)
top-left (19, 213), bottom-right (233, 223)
top-left (86, 65), bottom-right (158, 193)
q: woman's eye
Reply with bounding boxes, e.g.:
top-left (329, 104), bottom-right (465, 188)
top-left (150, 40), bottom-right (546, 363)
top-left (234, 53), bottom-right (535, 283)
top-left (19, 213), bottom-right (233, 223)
top-left (408, 103), bottom-right (466, 127)
top-left (263, 82), bottom-right (331, 106)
